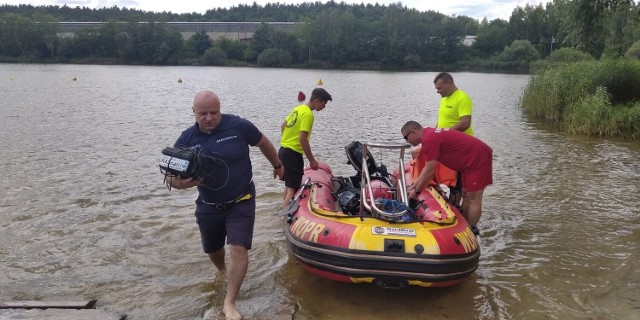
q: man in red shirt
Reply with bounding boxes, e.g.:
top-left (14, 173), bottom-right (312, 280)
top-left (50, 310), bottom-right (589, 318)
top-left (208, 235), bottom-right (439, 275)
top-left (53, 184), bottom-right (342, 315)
top-left (401, 121), bottom-right (492, 229)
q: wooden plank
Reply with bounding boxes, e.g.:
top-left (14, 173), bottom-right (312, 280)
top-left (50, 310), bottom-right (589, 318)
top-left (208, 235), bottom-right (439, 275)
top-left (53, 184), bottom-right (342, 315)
top-left (0, 308), bottom-right (124, 320)
top-left (0, 300), bottom-right (97, 309)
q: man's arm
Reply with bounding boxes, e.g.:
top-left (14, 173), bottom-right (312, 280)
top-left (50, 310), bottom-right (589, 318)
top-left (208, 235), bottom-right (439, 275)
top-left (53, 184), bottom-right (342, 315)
top-left (256, 134), bottom-right (285, 179)
top-left (280, 120), bottom-right (286, 134)
top-left (451, 115), bottom-right (471, 132)
top-left (168, 175), bottom-right (201, 190)
top-left (299, 131), bottom-right (318, 170)
top-left (408, 159), bottom-right (436, 198)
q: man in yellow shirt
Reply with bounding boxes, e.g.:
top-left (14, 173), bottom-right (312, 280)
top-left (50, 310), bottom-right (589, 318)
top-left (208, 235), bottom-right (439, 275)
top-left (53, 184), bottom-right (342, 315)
top-left (434, 72), bottom-right (474, 224)
top-left (435, 72), bottom-right (473, 135)
top-left (279, 88), bottom-right (333, 207)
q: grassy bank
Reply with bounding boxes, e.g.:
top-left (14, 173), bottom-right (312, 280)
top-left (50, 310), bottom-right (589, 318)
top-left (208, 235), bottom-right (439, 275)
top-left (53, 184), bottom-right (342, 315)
top-left (521, 59), bottom-right (640, 139)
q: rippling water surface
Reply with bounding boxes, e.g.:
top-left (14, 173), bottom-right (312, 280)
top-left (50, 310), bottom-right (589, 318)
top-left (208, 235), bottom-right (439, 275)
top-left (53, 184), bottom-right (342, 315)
top-left (0, 64), bottom-right (638, 320)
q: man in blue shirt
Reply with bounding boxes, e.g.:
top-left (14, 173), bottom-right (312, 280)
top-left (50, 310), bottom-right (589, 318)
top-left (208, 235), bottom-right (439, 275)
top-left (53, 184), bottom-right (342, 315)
top-left (167, 90), bottom-right (283, 320)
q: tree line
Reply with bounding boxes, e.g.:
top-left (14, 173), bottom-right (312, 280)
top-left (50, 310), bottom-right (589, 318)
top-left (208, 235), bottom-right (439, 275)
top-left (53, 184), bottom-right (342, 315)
top-left (0, 0), bottom-right (638, 71)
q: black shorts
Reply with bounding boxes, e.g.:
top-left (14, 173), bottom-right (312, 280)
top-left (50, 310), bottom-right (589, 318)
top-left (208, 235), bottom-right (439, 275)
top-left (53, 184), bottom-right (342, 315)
top-left (195, 183), bottom-right (256, 252)
top-left (278, 147), bottom-right (304, 189)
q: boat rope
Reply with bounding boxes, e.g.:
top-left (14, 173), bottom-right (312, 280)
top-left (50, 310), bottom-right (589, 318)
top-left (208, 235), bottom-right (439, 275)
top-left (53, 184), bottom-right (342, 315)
top-left (376, 199), bottom-right (416, 222)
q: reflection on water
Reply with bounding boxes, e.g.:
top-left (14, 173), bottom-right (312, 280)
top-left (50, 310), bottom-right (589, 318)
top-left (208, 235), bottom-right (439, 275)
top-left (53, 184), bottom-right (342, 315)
top-left (0, 64), bottom-right (638, 320)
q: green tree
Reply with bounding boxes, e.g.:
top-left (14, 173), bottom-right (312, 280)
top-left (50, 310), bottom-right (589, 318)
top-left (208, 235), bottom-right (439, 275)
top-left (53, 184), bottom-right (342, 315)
top-left (202, 46), bottom-right (227, 65)
top-left (270, 29), bottom-right (302, 62)
top-left (68, 26), bottom-right (101, 58)
top-left (95, 21), bottom-right (123, 58)
top-left (32, 14), bottom-right (60, 58)
top-left (404, 53), bottom-right (421, 68)
top-left (455, 15), bottom-right (479, 36)
top-left (435, 15), bottom-right (467, 64)
top-left (474, 18), bottom-right (511, 57)
top-left (498, 39), bottom-right (541, 62)
top-left (186, 30), bottom-right (212, 57)
top-left (4, 1), bottom-right (639, 71)
top-left (257, 48), bottom-right (292, 67)
top-left (252, 22), bottom-right (274, 55)
top-left (310, 8), bottom-right (344, 64)
top-left (508, 4), bottom-right (549, 56)
top-left (0, 13), bottom-right (37, 58)
top-left (602, 0), bottom-right (639, 58)
top-left (558, 0), bottom-right (636, 58)
top-left (126, 22), bottom-right (183, 64)
top-left (215, 37), bottom-right (243, 59)
top-left (242, 46), bottom-right (258, 62)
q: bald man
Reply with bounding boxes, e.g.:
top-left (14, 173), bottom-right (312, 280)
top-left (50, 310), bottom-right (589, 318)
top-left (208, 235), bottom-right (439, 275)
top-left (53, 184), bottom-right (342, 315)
top-left (168, 90), bottom-right (283, 320)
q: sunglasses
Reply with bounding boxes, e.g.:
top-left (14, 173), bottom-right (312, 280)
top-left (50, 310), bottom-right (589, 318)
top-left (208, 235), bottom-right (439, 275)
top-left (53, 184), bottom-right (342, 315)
top-left (403, 130), bottom-right (414, 141)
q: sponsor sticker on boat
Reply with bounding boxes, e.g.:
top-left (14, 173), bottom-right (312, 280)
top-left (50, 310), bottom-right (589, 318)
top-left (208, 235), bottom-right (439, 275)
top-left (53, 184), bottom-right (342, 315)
top-left (371, 226), bottom-right (416, 237)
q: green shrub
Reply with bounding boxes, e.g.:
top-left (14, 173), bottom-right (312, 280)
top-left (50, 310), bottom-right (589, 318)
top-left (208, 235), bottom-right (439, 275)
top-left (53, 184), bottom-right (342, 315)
top-left (547, 48), bottom-right (594, 63)
top-left (497, 39), bottom-right (541, 63)
top-left (565, 86), bottom-right (615, 136)
top-left (624, 41), bottom-right (640, 60)
top-left (201, 47), bottom-right (227, 66)
top-left (614, 101), bottom-right (640, 139)
top-left (521, 59), bottom-right (640, 139)
top-left (598, 59), bottom-right (640, 104)
top-left (404, 54), bottom-right (421, 68)
top-left (521, 72), bottom-right (563, 121)
top-left (257, 48), bottom-right (292, 67)
top-left (530, 48), bottom-right (594, 72)
top-left (226, 59), bottom-right (249, 67)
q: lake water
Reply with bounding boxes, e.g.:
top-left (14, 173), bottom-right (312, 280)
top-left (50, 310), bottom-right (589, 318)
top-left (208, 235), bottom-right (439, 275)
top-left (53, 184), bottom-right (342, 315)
top-left (0, 64), bottom-right (638, 320)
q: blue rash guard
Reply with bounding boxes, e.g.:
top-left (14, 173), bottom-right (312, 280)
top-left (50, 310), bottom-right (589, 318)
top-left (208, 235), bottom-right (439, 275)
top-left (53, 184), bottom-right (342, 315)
top-left (174, 114), bottom-right (262, 205)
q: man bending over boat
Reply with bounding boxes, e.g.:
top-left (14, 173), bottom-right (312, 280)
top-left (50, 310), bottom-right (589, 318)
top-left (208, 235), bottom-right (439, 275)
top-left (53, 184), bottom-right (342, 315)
top-left (279, 87), bottom-right (333, 207)
top-left (401, 121), bottom-right (492, 232)
top-left (410, 73), bottom-right (473, 210)
top-left (167, 90), bottom-right (284, 320)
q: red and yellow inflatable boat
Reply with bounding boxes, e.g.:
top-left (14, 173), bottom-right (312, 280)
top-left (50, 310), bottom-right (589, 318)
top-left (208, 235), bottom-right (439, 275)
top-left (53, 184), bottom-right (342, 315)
top-left (283, 141), bottom-right (480, 288)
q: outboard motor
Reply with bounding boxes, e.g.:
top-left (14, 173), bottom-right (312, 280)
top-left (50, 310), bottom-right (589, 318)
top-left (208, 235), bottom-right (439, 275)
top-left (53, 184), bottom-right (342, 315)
top-left (345, 141), bottom-right (380, 175)
top-left (337, 189), bottom-right (360, 214)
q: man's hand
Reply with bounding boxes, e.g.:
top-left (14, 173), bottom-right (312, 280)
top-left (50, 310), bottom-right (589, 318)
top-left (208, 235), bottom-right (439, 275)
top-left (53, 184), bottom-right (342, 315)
top-left (273, 166), bottom-right (284, 180)
top-left (170, 176), bottom-right (202, 189)
top-left (309, 159), bottom-right (319, 170)
top-left (410, 145), bottom-right (421, 159)
top-left (407, 184), bottom-right (419, 199)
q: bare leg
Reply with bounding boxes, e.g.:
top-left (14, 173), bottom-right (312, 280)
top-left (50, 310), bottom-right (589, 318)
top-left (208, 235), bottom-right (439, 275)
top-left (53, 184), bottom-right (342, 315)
top-left (461, 190), bottom-right (469, 221)
top-left (449, 189), bottom-right (462, 208)
top-left (463, 189), bottom-right (484, 226)
top-left (223, 244), bottom-right (248, 320)
top-left (282, 187), bottom-right (296, 208)
top-left (208, 247), bottom-right (226, 273)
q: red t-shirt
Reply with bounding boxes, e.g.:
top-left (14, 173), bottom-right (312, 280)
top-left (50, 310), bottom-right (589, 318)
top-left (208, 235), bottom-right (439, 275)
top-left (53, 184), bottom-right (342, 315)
top-left (420, 127), bottom-right (492, 173)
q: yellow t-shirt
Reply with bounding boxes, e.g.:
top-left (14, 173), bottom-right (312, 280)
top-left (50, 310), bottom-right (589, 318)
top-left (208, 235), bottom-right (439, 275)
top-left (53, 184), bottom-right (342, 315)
top-left (280, 104), bottom-right (314, 154)
top-left (437, 89), bottom-right (474, 136)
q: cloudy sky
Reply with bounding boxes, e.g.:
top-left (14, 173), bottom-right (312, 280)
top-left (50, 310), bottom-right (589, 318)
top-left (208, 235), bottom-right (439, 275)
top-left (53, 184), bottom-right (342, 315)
top-left (1, 0), bottom-right (544, 20)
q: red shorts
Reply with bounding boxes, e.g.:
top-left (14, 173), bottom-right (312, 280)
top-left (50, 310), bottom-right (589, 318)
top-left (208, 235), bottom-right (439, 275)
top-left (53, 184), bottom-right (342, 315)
top-left (461, 160), bottom-right (492, 192)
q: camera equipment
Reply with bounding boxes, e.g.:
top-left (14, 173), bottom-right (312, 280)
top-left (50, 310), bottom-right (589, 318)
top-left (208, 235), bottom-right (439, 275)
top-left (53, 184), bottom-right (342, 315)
top-left (159, 146), bottom-right (198, 179)
top-left (159, 146), bottom-right (223, 190)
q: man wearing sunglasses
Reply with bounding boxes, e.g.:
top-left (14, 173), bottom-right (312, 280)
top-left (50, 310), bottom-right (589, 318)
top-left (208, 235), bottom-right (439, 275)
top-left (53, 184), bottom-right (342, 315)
top-left (401, 121), bottom-right (492, 231)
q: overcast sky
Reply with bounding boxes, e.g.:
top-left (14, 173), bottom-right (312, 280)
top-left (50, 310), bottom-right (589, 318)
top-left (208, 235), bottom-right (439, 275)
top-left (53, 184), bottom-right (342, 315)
top-left (1, 0), bottom-right (544, 20)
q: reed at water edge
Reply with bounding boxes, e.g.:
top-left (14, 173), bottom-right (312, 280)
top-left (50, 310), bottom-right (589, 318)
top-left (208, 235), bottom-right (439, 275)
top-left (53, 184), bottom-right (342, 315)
top-left (521, 58), bottom-right (640, 139)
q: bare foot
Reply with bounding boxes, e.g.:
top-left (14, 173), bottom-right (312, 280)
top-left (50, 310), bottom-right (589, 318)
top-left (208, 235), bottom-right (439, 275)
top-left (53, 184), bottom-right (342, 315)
top-left (223, 303), bottom-right (243, 320)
